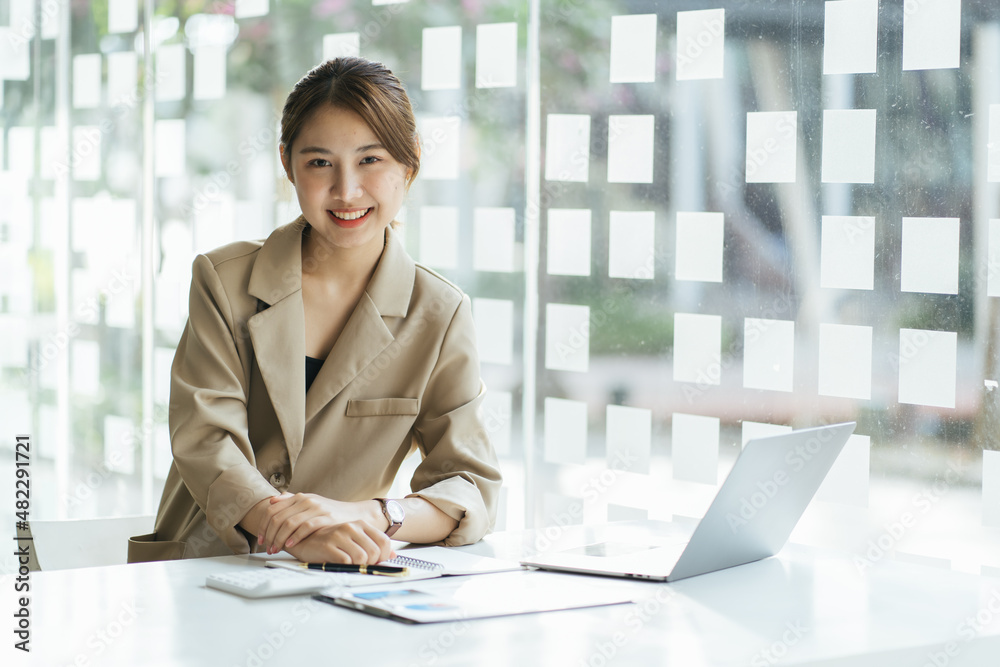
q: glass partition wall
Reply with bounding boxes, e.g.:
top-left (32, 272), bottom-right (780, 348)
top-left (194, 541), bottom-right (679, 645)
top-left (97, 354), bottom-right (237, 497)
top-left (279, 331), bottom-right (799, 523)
top-left (2, 0), bottom-right (999, 576)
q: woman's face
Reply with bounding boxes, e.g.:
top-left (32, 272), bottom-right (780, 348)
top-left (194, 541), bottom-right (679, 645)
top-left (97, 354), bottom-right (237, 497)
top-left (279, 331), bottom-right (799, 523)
top-left (282, 104), bottom-right (409, 253)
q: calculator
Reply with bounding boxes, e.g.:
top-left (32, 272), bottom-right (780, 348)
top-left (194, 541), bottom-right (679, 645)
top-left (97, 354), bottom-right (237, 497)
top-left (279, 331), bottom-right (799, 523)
top-left (206, 568), bottom-right (329, 598)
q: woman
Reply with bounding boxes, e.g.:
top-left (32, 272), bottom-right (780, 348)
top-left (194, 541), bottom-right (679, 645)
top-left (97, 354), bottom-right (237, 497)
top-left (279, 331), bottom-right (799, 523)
top-left (129, 57), bottom-right (501, 564)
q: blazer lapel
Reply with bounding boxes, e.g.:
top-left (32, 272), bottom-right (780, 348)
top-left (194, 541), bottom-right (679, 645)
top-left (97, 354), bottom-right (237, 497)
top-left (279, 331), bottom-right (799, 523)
top-left (247, 221), bottom-right (307, 468)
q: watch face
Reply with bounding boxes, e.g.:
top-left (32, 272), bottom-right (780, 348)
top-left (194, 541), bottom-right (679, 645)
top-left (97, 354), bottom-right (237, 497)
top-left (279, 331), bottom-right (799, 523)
top-left (386, 499), bottom-right (405, 524)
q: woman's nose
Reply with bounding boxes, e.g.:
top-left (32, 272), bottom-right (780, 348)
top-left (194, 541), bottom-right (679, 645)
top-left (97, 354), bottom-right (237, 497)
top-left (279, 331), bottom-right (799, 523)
top-left (330, 168), bottom-right (363, 201)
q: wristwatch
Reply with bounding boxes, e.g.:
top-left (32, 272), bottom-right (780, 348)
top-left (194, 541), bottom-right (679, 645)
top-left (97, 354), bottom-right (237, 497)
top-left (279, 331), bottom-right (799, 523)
top-left (374, 498), bottom-right (404, 538)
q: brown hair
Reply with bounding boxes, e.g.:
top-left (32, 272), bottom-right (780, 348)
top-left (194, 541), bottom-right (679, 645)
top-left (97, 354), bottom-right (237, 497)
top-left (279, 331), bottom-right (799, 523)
top-left (279, 57), bottom-right (420, 187)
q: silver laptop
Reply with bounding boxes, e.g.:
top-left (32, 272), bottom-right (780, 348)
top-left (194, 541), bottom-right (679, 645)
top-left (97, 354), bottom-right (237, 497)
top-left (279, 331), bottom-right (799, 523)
top-left (521, 422), bottom-right (856, 582)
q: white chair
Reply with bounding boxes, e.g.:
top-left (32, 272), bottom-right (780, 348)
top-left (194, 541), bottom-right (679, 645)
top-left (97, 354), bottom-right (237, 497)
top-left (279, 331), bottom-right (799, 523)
top-left (22, 516), bottom-right (155, 571)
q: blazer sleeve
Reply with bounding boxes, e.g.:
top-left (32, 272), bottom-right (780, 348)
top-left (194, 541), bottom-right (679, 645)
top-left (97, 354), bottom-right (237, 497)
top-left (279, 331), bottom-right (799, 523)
top-left (169, 254), bottom-right (278, 553)
top-left (407, 294), bottom-right (502, 546)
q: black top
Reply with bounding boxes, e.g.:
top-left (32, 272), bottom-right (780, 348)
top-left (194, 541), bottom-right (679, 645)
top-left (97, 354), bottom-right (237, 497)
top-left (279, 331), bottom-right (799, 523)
top-left (305, 355), bottom-right (324, 392)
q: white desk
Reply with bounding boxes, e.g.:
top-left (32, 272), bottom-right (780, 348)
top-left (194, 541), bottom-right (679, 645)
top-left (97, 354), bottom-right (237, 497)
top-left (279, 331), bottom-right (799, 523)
top-left (15, 521), bottom-right (1000, 666)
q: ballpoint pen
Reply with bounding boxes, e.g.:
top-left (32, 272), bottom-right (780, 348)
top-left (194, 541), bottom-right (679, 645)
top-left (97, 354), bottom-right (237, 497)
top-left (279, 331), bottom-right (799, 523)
top-left (278, 562), bottom-right (410, 576)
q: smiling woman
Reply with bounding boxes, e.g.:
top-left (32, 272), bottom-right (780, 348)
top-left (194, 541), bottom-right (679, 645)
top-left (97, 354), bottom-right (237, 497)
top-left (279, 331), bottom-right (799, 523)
top-left (127, 57), bottom-right (502, 565)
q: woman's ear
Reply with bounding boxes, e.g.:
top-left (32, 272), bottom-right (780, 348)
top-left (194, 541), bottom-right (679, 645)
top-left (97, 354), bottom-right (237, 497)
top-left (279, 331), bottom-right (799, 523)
top-left (279, 144), bottom-right (294, 184)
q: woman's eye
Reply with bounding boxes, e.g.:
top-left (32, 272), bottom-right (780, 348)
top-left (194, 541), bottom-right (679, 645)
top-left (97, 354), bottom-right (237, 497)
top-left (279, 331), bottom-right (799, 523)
top-left (360, 156), bottom-right (380, 165)
top-left (308, 159), bottom-right (330, 167)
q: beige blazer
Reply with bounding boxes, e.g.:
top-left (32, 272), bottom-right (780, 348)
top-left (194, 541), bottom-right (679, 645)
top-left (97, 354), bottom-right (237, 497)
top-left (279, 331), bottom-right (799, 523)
top-left (128, 220), bottom-right (502, 562)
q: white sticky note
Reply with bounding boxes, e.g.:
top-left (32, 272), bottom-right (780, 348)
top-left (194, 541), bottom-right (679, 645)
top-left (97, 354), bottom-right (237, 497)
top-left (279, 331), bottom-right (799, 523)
top-left (109, 0), bottom-right (139, 33)
top-left (476, 22), bottom-right (517, 88)
top-left (815, 434), bottom-right (870, 507)
top-left (984, 450), bottom-right (1000, 528)
top-left (104, 415), bottom-right (136, 474)
top-left (610, 14), bottom-right (657, 83)
top-left (822, 109), bottom-right (876, 184)
top-left (473, 298), bottom-right (513, 366)
top-left (897, 328), bottom-right (957, 409)
top-left (743, 318), bottom-right (795, 392)
top-left (989, 105), bottom-right (1000, 183)
top-left (156, 43), bottom-right (186, 102)
top-left (673, 313), bottom-right (721, 384)
top-left (72, 126), bottom-right (101, 181)
top-left (818, 323), bottom-right (872, 400)
top-left (823, 0), bottom-right (879, 75)
top-left (671, 413), bottom-right (719, 485)
top-left (547, 208), bottom-right (591, 276)
top-left (419, 206), bottom-right (459, 270)
top-left (155, 119), bottom-right (186, 177)
top-left (988, 219), bottom-right (1000, 297)
top-left (900, 217), bottom-right (960, 295)
top-left (902, 0), bottom-right (961, 71)
top-left (820, 215), bottom-right (875, 290)
top-left (741, 421), bottom-right (792, 448)
top-left (73, 54), bottom-right (102, 109)
top-left (193, 45), bottom-right (227, 100)
top-left (609, 211), bottom-right (655, 279)
top-left (608, 115), bottom-right (654, 183)
top-left (71, 339), bottom-right (101, 396)
top-left (324, 33), bottom-right (360, 59)
top-left (545, 114), bottom-right (590, 182)
top-left (418, 116), bottom-right (461, 180)
top-left (108, 51), bottom-right (138, 105)
top-left (544, 397), bottom-right (587, 465)
top-left (676, 8), bottom-right (725, 81)
top-left (422, 26), bottom-right (462, 90)
top-left (607, 404), bottom-right (651, 474)
top-left (0, 28), bottom-right (31, 80)
top-left (675, 211), bottom-right (723, 283)
top-left (235, 0), bottom-right (269, 19)
top-left (545, 303), bottom-right (590, 373)
top-left (746, 111), bottom-right (797, 183)
top-left (473, 207), bottom-right (515, 272)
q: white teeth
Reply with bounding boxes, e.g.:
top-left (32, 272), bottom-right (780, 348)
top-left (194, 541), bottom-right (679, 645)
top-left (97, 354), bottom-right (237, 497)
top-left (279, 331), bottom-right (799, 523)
top-left (329, 208), bottom-right (370, 221)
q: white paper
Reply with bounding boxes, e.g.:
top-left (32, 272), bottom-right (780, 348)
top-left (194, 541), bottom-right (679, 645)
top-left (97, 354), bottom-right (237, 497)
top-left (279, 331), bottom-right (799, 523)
top-left (610, 14), bottom-right (657, 83)
top-left (821, 109), bottom-right (876, 184)
top-left (422, 26), bottom-right (462, 90)
top-left (481, 390), bottom-right (512, 457)
top-left (473, 298), bottom-right (514, 366)
top-left (193, 44), bottom-right (227, 100)
top-left (419, 206), bottom-right (459, 270)
top-left (984, 450), bottom-right (1000, 528)
top-left (606, 405), bottom-right (650, 475)
top-left (676, 8), bottom-right (725, 81)
top-left (743, 318), bottom-right (795, 392)
top-left (547, 208), bottom-right (591, 276)
top-left (608, 211), bottom-right (655, 279)
top-left (902, 0), bottom-right (961, 71)
top-left (741, 421), bottom-right (792, 448)
top-left (476, 22), bottom-right (517, 88)
top-left (235, 0), bottom-right (269, 19)
top-left (71, 126), bottom-right (102, 181)
top-left (418, 116), bottom-right (461, 180)
top-left (672, 313), bottom-right (721, 385)
top-left (820, 215), bottom-right (876, 290)
top-left (675, 211), bottom-right (723, 283)
top-left (745, 111), bottom-right (797, 183)
top-left (815, 434), bottom-right (870, 507)
top-left (0, 28), bottom-right (31, 80)
top-left (109, 0), bottom-right (139, 34)
top-left (108, 51), bottom-right (138, 105)
top-left (324, 33), bottom-right (360, 60)
top-left (544, 397), bottom-right (587, 465)
top-left (989, 105), bottom-right (1000, 183)
top-left (154, 119), bottom-right (187, 177)
top-left (545, 303), bottom-right (590, 373)
top-left (823, 0), bottom-right (879, 75)
top-left (989, 219), bottom-right (1000, 297)
top-left (73, 54), bottom-right (102, 109)
top-left (545, 114), bottom-right (590, 182)
top-left (71, 339), bottom-right (101, 396)
top-left (156, 43), bottom-right (186, 102)
top-left (607, 115), bottom-right (654, 183)
top-left (818, 323), bottom-right (872, 400)
top-left (671, 413), bottom-right (719, 485)
top-left (897, 329), bottom-right (957, 409)
top-left (473, 207), bottom-right (515, 272)
top-left (900, 217), bottom-right (959, 294)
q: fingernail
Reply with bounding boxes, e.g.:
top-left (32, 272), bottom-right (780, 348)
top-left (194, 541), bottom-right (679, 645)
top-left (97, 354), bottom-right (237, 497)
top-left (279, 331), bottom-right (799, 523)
top-left (257, 535), bottom-right (263, 545)
top-left (285, 539), bottom-right (294, 547)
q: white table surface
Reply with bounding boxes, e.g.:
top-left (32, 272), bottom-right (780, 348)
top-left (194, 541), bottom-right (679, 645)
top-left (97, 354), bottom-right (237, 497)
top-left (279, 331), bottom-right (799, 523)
top-left (13, 521), bottom-right (1000, 666)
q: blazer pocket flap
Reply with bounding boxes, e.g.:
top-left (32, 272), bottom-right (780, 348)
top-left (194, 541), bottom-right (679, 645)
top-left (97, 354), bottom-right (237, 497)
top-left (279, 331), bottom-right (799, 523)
top-left (127, 532), bottom-right (186, 563)
top-left (346, 398), bottom-right (420, 417)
